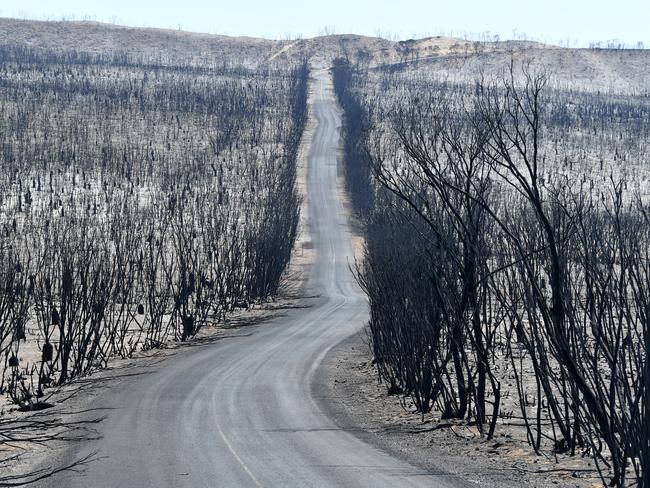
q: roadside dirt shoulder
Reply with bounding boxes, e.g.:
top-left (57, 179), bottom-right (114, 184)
top-left (315, 333), bottom-right (601, 488)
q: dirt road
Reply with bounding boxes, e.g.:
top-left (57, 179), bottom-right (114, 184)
top-left (35, 69), bottom-right (470, 488)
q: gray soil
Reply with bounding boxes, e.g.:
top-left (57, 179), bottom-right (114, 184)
top-left (315, 332), bottom-right (600, 488)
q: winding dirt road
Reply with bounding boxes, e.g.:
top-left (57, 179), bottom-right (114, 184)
top-left (36, 69), bottom-right (469, 488)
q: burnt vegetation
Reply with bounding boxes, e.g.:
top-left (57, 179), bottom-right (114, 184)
top-left (1, 20), bottom-right (649, 487)
top-left (0, 43), bottom-right (308, 412)
top-left (334, 57), bottom-right (650, 487)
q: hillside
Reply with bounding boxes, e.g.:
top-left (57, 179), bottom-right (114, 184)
top-left (0, 18), bottom-right (286, 66)
top-left (1, 17), bottom-right (649, 92)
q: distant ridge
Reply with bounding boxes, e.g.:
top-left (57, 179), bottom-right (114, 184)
top-left (1, 17), bottom-right (649, 91)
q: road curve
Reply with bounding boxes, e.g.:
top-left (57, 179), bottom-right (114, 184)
top-left (38, 70), bottom-right (469, 488)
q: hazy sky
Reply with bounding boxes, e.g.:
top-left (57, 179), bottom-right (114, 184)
top-left (3, 0), bottom-right (648, 46)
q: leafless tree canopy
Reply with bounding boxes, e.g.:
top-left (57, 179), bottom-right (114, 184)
top-left (333, 57), bottom-right (650, 487)
top-left (0, 44), bottom-right (308, 410)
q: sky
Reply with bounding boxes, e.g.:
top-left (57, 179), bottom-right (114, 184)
top-left (2, 0), bottom-right (648, 47)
